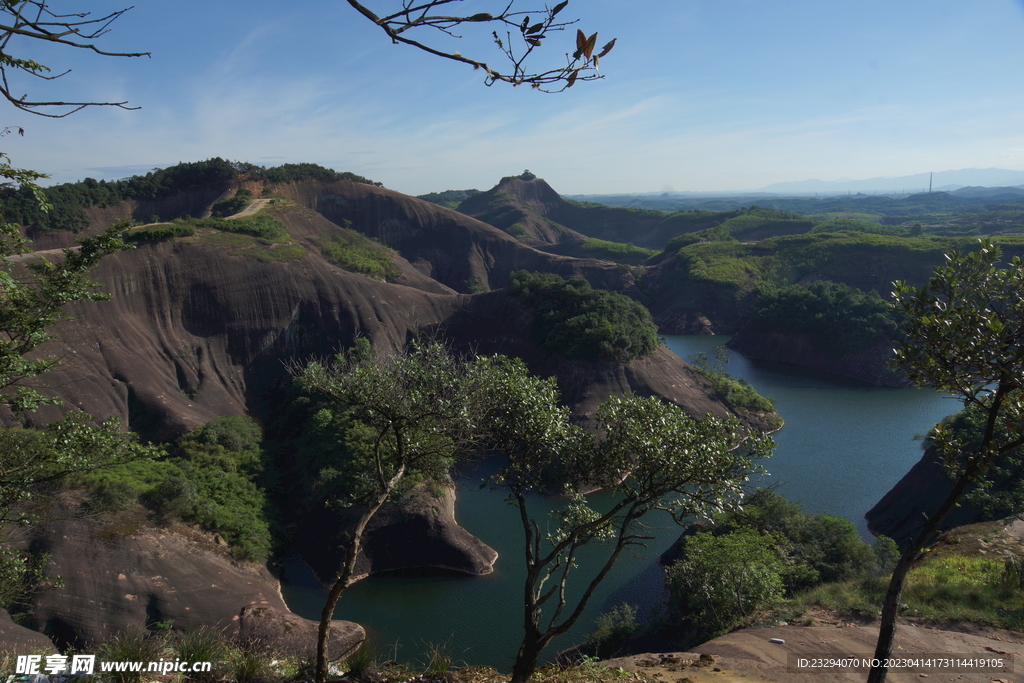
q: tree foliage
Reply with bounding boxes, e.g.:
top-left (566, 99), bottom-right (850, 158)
top-left (507, 270), bottom-right (660, 363)
top-left (0, 160), bottom-right (382, 233)
top-left (294, 340), bottom-right (508, 683)
top-left (488, 379), bottom-right (774, 683)
top-left (346, 0), bottom-right (614, 91)
top-left (750, 280), bottom-right (902, 356)
top-left (666, 529), bottom-right (784, 633)
top-left (868, 239), bottom-right (1024, 683)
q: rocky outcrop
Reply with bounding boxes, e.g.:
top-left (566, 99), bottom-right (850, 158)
top-left (433, 290), bottom-right (772, 433)
top-left (866, 446), bottom-right (984, 549)
top-left (728, 331), bottom-right (907, 387)
top-left (237, 604), bottom-right (362, 659)
top-left (460, 176), bottom-right (675, 250)
top-left (276, 179), bottom-right (633, 295)
top-left (299, 483), bottom-right (497, 587)
top-left (0, 609), bottom-right (58, 654)
top-left (16, 232), bottom-right (467, 441)
top-left (21, 509), bottom-right (363, 653)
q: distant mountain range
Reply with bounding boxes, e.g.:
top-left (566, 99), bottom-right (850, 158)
top-left (756, 168), bottom-right (1024, 195)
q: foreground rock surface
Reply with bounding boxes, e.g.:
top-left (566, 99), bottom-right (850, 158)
top-left (601, 621), bottom-right (1023, 683)
top-left (237, 604), bottom-right (362, 660)
top-left (20, 510), bottom-right (362, 654)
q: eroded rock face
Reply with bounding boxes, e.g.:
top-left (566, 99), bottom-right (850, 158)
top-left (299, 484), bottom-right (497, 587)
top-left (728, 331), bottom-right (908, 387)
top-left (866, 446), bottom-right (983, 549)
top-left (22, 512), bottom-right (363, 652)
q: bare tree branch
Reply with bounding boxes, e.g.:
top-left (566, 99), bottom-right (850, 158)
top-left (346, 0), bottom-right (614, 92)
top-left (0, 0), bottom-right (149, 117)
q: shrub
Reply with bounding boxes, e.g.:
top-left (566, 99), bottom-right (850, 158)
top-left (666, 529), bottom-right (784, 633)
top-left (584, 603), bottom-right (640, 659)
top-left (123, 224), bottom-right (195, 243)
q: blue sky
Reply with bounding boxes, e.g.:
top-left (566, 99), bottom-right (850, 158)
top-left (4, 0), bottom-right (1024, 195)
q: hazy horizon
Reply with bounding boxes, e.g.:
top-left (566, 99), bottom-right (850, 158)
top-left (6, 0), bottom-right (1024, 196)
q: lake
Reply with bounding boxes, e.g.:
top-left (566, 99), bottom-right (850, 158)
top-left (280, 335), bottom-right (959, 670)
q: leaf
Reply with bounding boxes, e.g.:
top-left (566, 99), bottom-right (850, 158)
top-left (527, 22), bottom-right (544, 34)
top-left (552, 1), bottom-right (569, 17)
top-left (521, 16), bottom-right (530, 31)
top-left (566, 69), bottom-right (579, 88)
top-left (576, 28), bottom-right (586, 52)
top-left (582, 32), bottom-right (597, 59)
top-left (468, 12), bottom-right (493, 21)
top-left (526, 38), bottom-right (542, 47)
top-left (598, 38), bottom-right (617, 57)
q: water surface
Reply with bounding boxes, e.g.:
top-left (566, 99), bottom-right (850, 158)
top-left (281, 336), bottom-right (958, 668)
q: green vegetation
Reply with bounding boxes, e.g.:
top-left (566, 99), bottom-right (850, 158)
top-left (312, 231), bottom-right (400, 280)
top-left (210, 188), bottom-right (254, 217)
top-left (658, 488), bottom-right (898, 644)
top-left (123, 223), bottom-right (196, 243)
top-left (573, 192), bottom-right (1024, 237)
top-left (465, 275), bottom-right (488, 293)
top-left (809, 218), bottom-right (906, 236)
top-left (252, 163), bottom-right (382, 187)
top-left (790, 551), bottom-right (1024, 632)
top-left (416, 188), bottom-right (479, 209)
top-left (76, 416), bottom-right (272, 561)
top-left (507, 271), bottom-right (660, 363)
top-left (688, 347), bottom-right (782, 429)
top-left (0, 159), bottom-right (382, 233)
top-left (584, 604), bottom-right (640, 659)
top-left (667, 528), bottom-right (784, 633)
top-left (750, 280), bottom-right (902, 356)
top-left (673, 232), bottom-right (1024, 294)
top-left (578, 238), bottom-right (658, 265)
top-left (505, 222), bottom-right (529, 238)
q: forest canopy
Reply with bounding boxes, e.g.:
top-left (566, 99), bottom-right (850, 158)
top-left (507, 270), bottom-right (660, 363)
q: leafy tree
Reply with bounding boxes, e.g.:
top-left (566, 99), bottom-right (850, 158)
top-left (485, 381), bottom-right (774, 683)
top-left (294, 341), bottom-right (504, 683)
top-left (346, 0), bottom-right (614, 91)
top-left (666, 529), bottom-right (784, 633)
top-left (868, 239), bottom-right (1024, 683)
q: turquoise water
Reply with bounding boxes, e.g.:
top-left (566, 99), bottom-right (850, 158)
top-left (280, 336), bottom-right (958, 670)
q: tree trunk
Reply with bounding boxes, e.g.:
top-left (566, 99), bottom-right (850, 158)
top-left (315, 482), bottom-right (399, 683)
top-left (866, 455), bottom-right (987, 683)
top-left (866, 552), bottom-right (915, 683)
top-left (510, 631), bottom-right (544, 683)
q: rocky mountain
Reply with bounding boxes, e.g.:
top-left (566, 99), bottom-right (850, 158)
top-left (3, 172), bottom-right (769, 653)
top-left (457, 174), bottom-right (677, 250)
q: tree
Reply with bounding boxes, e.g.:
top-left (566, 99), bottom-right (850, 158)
top-left (868, 239), bottom-right (1024, 683)
top-left (0, 0), bottom-right (148, 117)
top-left (293, 340), bottom-right (505, 683)
top-left (345, 0), bottom-right (614, 91)
top-left (485, 379), bottom-right (774, 683)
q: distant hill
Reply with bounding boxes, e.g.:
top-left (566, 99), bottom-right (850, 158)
top-left (757, 168), bottom-right (1024, 195)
